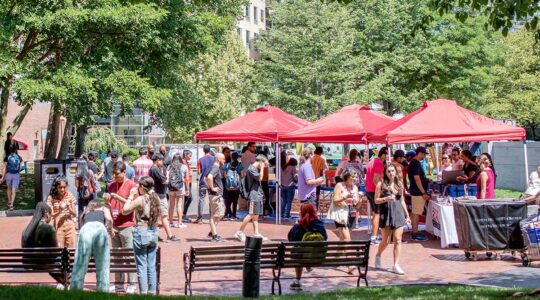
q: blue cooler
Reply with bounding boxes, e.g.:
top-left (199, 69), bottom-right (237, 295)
top-left (467, 185), bottom-right (477, 197)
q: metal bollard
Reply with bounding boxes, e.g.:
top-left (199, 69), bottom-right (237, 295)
top-left (243, 235), bottom-right (262, 298)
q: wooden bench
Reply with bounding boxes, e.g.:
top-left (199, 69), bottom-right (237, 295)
top-left (183, 243), bottom-right (280, 295)
top-left (0, 247), bottom-right (69, 288)
top-left (67, 247), bottom-right (162, 294)
top-left (273, 240), bottom-right (370, 295)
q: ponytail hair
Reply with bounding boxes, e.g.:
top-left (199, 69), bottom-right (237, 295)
top-left (299, 148), bottom-right (312, 165)
top-left (138, 176), bottom-right (161, 227)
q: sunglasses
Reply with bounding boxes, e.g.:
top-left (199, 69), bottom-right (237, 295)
top-left (443, 157), bottom-right (449, 159)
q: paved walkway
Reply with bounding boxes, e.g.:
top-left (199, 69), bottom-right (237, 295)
top-left (0, 212), bottom-right (537, 296)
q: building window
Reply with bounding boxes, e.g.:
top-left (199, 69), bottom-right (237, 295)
top-left (261, 9), bottom-right (265, 23)
top-left (245, 6), bottom-right (250, 22)
top-left (254, 6), bottom-right (258, 24)
top-left (246, 30), bottom-right (250, 49)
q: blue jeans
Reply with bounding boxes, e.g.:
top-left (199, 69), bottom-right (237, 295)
top-left (133, 226), bottom-right (158, 294)
top-left (281, 186), bottom-right (296, 218)
top-left (70, 222), bottom-right (110, 292)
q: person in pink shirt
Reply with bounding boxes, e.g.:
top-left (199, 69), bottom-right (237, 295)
top-left (476, 154), bottom-right (495, 199)
top-left (132, 147), bottom-right (154, 183)
top-left (365, 147), bottom-right (388, 245)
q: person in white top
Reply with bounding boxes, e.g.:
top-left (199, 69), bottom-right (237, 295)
top-left (241, 142), bottom-right (256, 176)
top-left (525, 165), bottom-right (540, 197)
top-left (450, 147), bottom-right (464, 171)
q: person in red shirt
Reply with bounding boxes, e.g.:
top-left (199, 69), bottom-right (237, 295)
top-left (365, 147), bottom-right (388, 245)
top-left (105, 161), bottom-right (139, 294)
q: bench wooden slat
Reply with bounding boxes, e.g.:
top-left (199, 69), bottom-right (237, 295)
top-left (0, 248), bottom-right (64, 252)
top-left (282, 246), bottom-right (367, 252)
top-left (0, 264), bottom-right (63, 269)
top-left (194, 254), bottom-right (277, 262)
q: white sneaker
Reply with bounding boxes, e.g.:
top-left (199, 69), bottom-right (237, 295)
top-left (108, 285), bottom-right (116, 293)
top-left (126, 284), bottom-right (137, 294)
top-left (56, 283), bottom-right (65, 290)
top-left (392, 264), bottom-right (405, 275)
top-left (178, 223), bottom-right (187, 228)
top-left (254, 234), bottom-right (269, 241)
top-left (234, 231), bottom-right (246, 242)
top-left (374, 256), bottom-right (383, 269)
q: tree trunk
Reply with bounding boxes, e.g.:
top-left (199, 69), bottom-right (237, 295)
top-left (58, 117), bottom-right (71, 159)
top-left (0, 83), bottom-right (11, 160)
top-left (6, 103), bottom-right (32, 135)
top-left (74, 124), bottom-right (88, 158)
top-left (44, 102), bottom-right (62, 160)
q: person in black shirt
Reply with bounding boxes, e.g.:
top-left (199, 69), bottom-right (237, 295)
top-left (149, 154), bottom-right (179, 242)
top-left (407, 147), bottom-right (430, 241)
top-left (159, 145), bottom-right (172, 168)
top-left (457, 150), bottom-right (479, 184)
top-left (205, 153), bottom-right (226, 242)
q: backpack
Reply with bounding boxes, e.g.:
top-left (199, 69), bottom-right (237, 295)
top-left (168, 167), bottom-right (183, 191)
top-left (297, 230), bottom-right (327, 262)
top-left (6, 153), bottom-right (21, 174)
top-left (226, 163), bottom-right (240, 191)
top-left (239, 176), bottom-right (251, 200)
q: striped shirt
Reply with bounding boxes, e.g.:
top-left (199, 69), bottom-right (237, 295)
top-left (132, 156), bottom-right (154, 183)
top-left (311, 155), bottom-right (327, 178)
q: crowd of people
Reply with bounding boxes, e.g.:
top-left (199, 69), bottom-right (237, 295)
top-left (11, 139), bottom-right (524, 294)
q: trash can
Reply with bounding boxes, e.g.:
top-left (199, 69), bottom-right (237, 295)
top-left (64, 160), bottom-right (78, 201)
top-left (454, 199), bottom-right (527, 252)
top-left (34, 160), bottom-right (65, 205)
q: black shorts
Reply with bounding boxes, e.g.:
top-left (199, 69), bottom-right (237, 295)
top-left (366, 191), bottom-right (381, 214)
top-left (334, 215), bottom-right (355, 228)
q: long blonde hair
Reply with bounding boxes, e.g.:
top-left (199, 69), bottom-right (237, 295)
top-left (381, 164), bottom-right (403, 196)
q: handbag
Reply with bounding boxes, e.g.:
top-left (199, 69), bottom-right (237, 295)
top-left (327, 201), bottom-right (349, 224)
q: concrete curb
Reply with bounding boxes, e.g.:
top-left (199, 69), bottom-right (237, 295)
top-left (0, 209), bottom-right (34, 217)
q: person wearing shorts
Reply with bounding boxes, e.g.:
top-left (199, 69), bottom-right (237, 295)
top-left (149, 154), bottom-right (179, 242)
top-left (365, 147), bottom-right (388, 244)
top-left (407, 147), bottom-right (430, 241)
top-left (206, 153), bottom-right (226, 241)
top-left (3, 144), bottom-right (23, 210)
top-left (235, 155), bottom-right (269, 242)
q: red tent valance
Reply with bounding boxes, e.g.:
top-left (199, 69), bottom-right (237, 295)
top-left (195, 105), bottom-right (310, 142)
top-left (368, 99), bottom-right (526, 144)
top-left (280, 104), bottom-right (394, 144)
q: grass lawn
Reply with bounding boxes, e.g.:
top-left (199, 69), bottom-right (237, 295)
top-left (0, 173), bottom-right (35, 210)
top-left (0, 285), bottom-right (537, 300)
top-left (495, 189), bottom-right (523, 199)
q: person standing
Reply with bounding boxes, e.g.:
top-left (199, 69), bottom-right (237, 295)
top-left (450, 148), bottom-right (464, 171)
top-left (407, 147), bottom-right (430, 241)
top-left (312, 147), bottom-right (328, 206)
top-left (280, 158), bottom-right (298, 219)
top-left (46, 176), bottom-right (77, 248)
top-left (437, 154), bottom-right (454, 181)
top-left (476, 156), bottom-right (496, 200)
top-left (133, 147), bottom-right (153, 183)
top-left (105, 161), bottom-right (138, 293)
top-left (159, 145), bottom-right (172, 168)
top-left (122, 154), bottom-right (136, 181)
top-left (235, 155), bottom-right (269, 241)
top-left (122, 176), bottom-right (161, 295)
top-left (70, 200), bottom-right (113, 292)
top-left (457, 150), bottom-right (479, 184)
top-left (148, 154), bottom-right (179, 242)
top-left (3, 132), bottom-right (14, 160)
top-left (374, 165), bottom-right (410, 275)
top-left (98, 151), bottom-right (120, 192)
top-left (224, 151), bottom-right (243, 220)
top-left (391, 150), bottom-right (405, 185)
top-left (221, 147), bottom-right (231, 217)
top-left (2, 143), bottom-right (23, 210)
top-left (196, 144), bottom-right (215, 223)
top-left (297, 149), bottom-right (324, 207)
top-left (402, 150), bottom-right (415, 191)
top-left (146, 144), bottom-right (155, 160)
top-left (365, 147), bottom-right (388, 245)
top-left (167, 153), bottom-right (189, 228)
top-left (182, 150), bottom-right (194, 222)
top-left (241, 142), bottom-right (256, 175)
top-left (206, 153), bottom-right (226, 241)
top-left (75, 158), bottom-right (96, 218)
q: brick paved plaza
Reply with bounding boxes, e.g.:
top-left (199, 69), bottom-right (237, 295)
top-left (0, 212), bottom-right (537, 296)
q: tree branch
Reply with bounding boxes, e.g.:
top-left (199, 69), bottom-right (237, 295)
top-left (16, 29), bottom-right (38, 60)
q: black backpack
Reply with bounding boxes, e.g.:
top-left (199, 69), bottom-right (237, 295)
top-left (239, 176), bottom-right (253, 200)
top-left (168, 167), bottom-right (184, 191)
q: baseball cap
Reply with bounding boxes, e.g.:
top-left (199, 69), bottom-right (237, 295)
top-left (406, 150), bottom-right (416, 158)
top-left (110, 151), bottom-right (118, 158)
top-left (415, 146), bottom-right (427, 154)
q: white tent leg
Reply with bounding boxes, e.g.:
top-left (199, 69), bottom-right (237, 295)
top-left (275, 143), bottom-right (281, 225)
top-left (524, 141), bottom-right (529, 190)
top-left (365, 141), bottom-right (372, 235)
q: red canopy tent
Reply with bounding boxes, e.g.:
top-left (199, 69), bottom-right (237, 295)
top-left (368, 99), bottom-right (529, 185)
top-left (195, 105), bottom-right (310, 224)
top-left (195, 105), bottom-right (310, 142)
top-left (280, 104), bottom-right (395, 143)
top-left (368, 99), bottom-right (526, 144)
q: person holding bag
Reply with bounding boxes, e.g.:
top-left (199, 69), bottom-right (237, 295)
top-left (327, 168), bottom-right (360, 273)
top-left (373, 164), bottom-right (410, 275)
top-left (122, 176), bottom-right (161, 295)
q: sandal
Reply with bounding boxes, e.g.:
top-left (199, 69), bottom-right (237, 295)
top-left (8, 204), bottom-right (14, 211)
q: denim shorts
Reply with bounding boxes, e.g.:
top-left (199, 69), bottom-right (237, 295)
top-left (6, 173), bottom-right (20, 189)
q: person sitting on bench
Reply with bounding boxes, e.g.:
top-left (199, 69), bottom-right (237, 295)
top-left (287, 203), bottom-right (327, 291)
